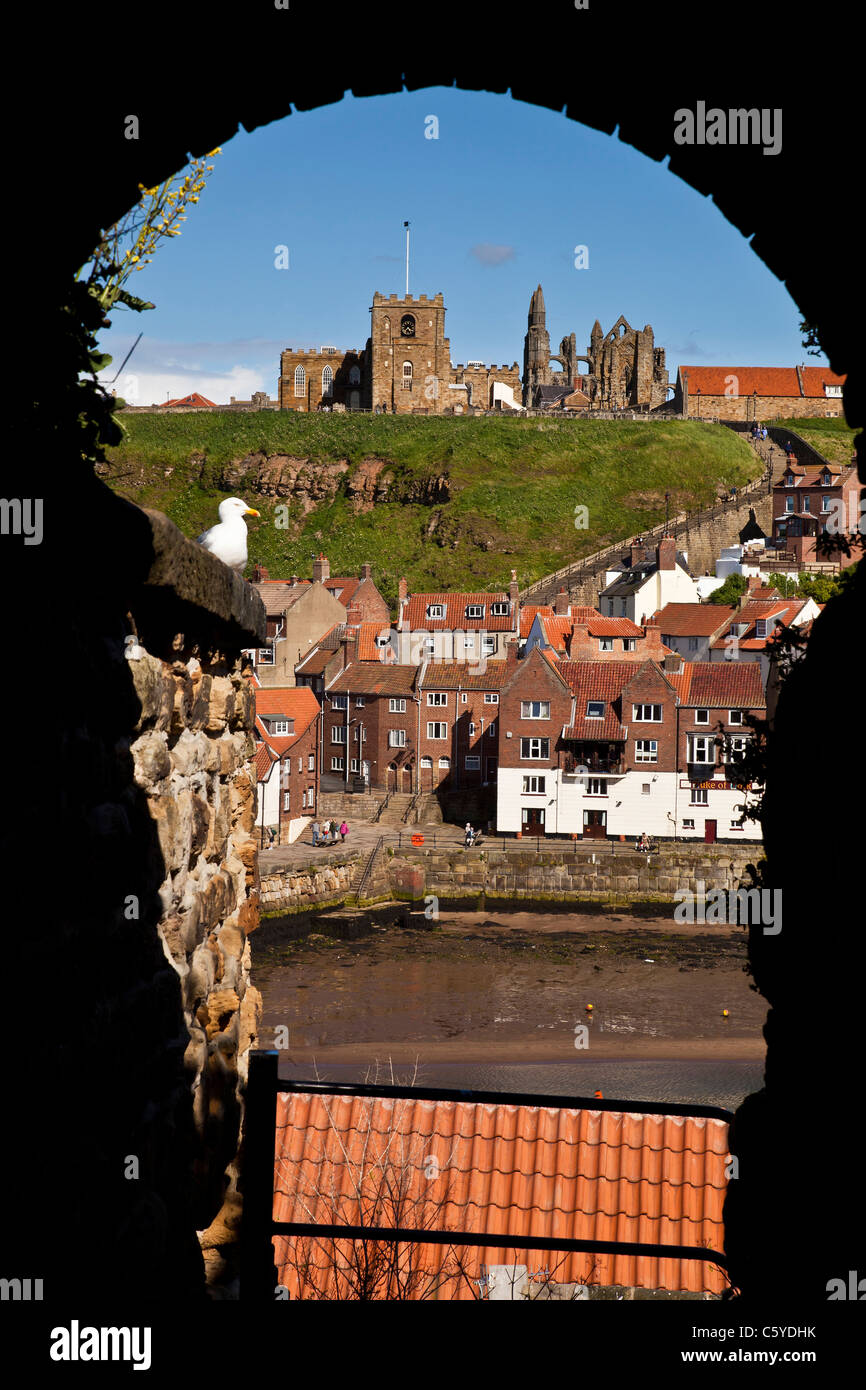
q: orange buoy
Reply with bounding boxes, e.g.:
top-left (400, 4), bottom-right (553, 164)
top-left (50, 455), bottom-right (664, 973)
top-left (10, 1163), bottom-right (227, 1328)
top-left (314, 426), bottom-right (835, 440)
top-left (722, 1009), bottom-right (729, 1018)
top-left (594, 1090), bottom-right (603, 1099)
top-left (586, 1003), bottom-right (593, 1012)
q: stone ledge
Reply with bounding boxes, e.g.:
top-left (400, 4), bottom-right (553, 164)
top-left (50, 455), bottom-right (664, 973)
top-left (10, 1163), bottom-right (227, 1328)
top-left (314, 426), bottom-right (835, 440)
top-left (107, 495), bottom-right (266, 655)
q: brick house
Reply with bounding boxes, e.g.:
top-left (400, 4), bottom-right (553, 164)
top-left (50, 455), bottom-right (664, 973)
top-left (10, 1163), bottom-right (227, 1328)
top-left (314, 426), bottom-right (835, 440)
top-left (253, 685), bottom-right (321, 844)
top-left (672, 365), bottom-right (846, 421)
top-left (524, 601), bottom-right (671, 662)
top-left (417, 661), bottom-right (509, 791)
top-left (770, 459), bottom-right (861, 569)
top-left (707, 594), bottom-right (820, 684)
top-left (496, 646), bottom-right (764, 842)
top-left (395, 574), bottom-right (521, 663)
top-left (321, 663), bottom-right (421, 793)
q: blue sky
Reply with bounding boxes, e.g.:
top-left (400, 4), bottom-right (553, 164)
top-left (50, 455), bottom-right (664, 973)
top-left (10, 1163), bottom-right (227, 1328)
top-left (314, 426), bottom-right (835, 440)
top-left (97, 88), bottom-right (821, 405)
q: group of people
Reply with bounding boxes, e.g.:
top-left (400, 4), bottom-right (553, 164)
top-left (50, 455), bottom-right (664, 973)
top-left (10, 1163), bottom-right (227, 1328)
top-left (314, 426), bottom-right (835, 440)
top-left (464, 823), bottom-right (480, 847)
top-left (312, 819), bottom-right (348, 846)
top-left (751, 423), bottom-right (769, 442)
top-left (635, 832), bottom-right (657, 853)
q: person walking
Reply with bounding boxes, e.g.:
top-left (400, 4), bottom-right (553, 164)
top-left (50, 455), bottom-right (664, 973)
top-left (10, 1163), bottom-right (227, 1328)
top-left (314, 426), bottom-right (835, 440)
top-left (312, 820), bottom-right (321, 846)
top-left (340, 820), bottom-right (348, 842)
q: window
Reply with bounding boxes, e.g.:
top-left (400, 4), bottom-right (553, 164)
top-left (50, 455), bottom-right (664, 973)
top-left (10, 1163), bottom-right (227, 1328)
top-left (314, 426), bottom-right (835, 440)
top-left (420, 756), bottom-right (432, 769)
top-left (461, 693), bottom-right (468, 703)
top-left (330, 694), bottom-right (348, 710)
top-left (521, 737), bottom-right (549, 759)
top-left (488, 722), bottom-right (496, 738)
top-left (349, 365), bottom-right (361, 385)
top-left (690, 787), bottom-right (708, 805)
top-left (350, 759), bottom-right (359, 773)
top-left (688, 636), bottom-right (699, 652)
top-left (331, 727), bottom-right (347, 744)
top-left (468, 722), bottom-right (475, 736)
top-left (522, 775), bottom-right (546, 793)
top-left (331, 756), bottom-right (344, 771)
top-left (298, 757), bottom-right (302, 773)
top-left (607, 600), bottom-right (615, 616)
top-left (491, 602), bottom-right (509, 617)
top-left (521, 700), bottom-right (550, 718)
top-left (635, 739), bottom-right (658, 763)
top-left (301, 790), bottom-right (307, 808)
top-left (294, 365), bottom-right (306, 397)
top-left (729, 821), bottom-right (743, 831)
top-left (822, 495), bottom-right (832, 511)
top-left (695, 709), bottom-right (709, 724)
top-left (353, 726), bottom-right (366, 742)
top-left (785, 496), bottom-right (795, 513)
top-left (586, 701), bottom-right (604, 719)
top-left (633, 704), bottom-right (662, 722)
top-left (284, 792), bottom-right (290, 811)
top-left (623, 638), bottom-right (636, 652)
top-left (424, 637), bottom-right (436, 654)
top-left (587, 778), bottom-right (607, 796)
top-left (599, 637), bottom-right (614, 652)
top-left (389, 730), bottom-right (407, 747)
top-left (785, 473), bottom-right (794, 487)
top-left (427, 692), bottom-right (447, 705)
top-left (402, 360), bottom-right (413, 389)
top-left (484, 693), bottom-right (499, 704)
top-left (727, 736), bottom-right (749, 761)
top-left (322, 365), bottom-right (333, 397)
top-left (438, 756), bottom-right (450, 769)
top-left (802, 496), bottom-right (811, 512)
top-left (466, 605), bottom-right (484, 619)
top-left (465, 756), bottom-right (481, 770)
top-left (389, 698), bottom-right (407, 713)
top-left (427, 722), bottom-right (448, 739)
top-left (355, 696), bottom-right (365, 707)
top-left (689, 736), bottom-right (714, 764)
top-left (754, 620), bottom-right (768, 638)
top-left (822, 471), bottom-right (831, 484)
top-left (481, 635), bottom-right (496, 655)
top-left (308, 754), bottom-right (315, 770)
top-left (272, 719), bottom-right (290, 734)
top-left (463, 636), bottom-right (474, 649)
top-left (682, 818), bottom-right (695, 830)
top-left (426, 604), bottom-right (445, 619)
top-left (620, 600), bottom-right (627, 617)
top-left (729, 709), bottom-right (744, 724)
top-left (258, 648), bottom-right (275, 665)
top-left (642, 783), bottom-right (651, 795)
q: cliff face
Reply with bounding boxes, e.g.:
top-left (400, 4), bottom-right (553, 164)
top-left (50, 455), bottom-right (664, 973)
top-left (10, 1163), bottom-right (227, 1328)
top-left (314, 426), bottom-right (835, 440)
top-left (216, 452), bottom-right (451, 516)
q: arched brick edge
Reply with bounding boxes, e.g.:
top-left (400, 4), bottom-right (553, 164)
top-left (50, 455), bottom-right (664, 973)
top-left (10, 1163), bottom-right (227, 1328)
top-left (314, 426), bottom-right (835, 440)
top-left (12, 12), bottom-right (863, 1303)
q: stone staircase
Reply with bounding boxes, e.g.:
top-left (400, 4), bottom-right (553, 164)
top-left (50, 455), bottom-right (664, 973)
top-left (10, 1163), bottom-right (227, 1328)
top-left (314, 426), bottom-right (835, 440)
top-left (375, 792), bottom-right (416, 825)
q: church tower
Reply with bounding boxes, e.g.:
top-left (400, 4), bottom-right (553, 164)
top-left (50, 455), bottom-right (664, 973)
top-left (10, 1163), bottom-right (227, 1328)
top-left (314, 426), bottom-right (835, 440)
top-left (523, 284), bottom-right (552, 405)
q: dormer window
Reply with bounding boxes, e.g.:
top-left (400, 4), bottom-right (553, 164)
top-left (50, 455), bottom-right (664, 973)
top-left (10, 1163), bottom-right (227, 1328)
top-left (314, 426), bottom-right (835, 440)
top-left (785, 474), bottom-right (794, 486)
top-left (822, 472), bottom-right (831, 485)
top-left (466, 604), bottom-right (484, 619)
top-left (491, 602), bottom-right (509, 616)
top-left (268, 718), bottom-right (293, 735)
top-left (755, 620), bottom-right (768, 638)
top-left (586, 701), bottom-right (604, 719)
top-left (426, 604), bottom-right (445, 619)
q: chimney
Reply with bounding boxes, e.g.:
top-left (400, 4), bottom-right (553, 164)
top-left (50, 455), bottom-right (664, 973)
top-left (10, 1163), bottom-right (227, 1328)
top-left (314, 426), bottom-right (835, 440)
top-left (346, 603), bottom-right (362, 627)
top-left (643, 618), bottom-right (664, 655)
top-left (312, 552), bottom-right (330, 583)
top-left (630, 540), bottom-right (646, 567)
top-left (663, 652), bottom-right (683, 674)
top-left (252, 563), bottom-right (270, 582)
top-left (569, 622), bottom-right (593, 660)
top-left (554, 587), bottom-right (570, 616)
top-left (509, 569), bottom-right (519, 630)
top-left (505, 637), bottom-right (519, 667)
top-left (657, 537), bottom-right (676, 571)
top-left (360, 562), bottom-right (373, 580)
top-left (398, 577), bottom-right (408, 611)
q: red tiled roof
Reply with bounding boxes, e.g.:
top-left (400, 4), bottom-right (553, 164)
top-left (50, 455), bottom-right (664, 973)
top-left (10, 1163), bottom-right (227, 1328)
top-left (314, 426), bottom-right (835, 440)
top-left (668, 663), bottom-right (765, 708)
top-left (164, 391), bottom-right (217, 407)
top-left (326, 663), bottom-right (419, 697)
top-left (324, 577), bottom-right (360, 607)
top-left (653, 603), bottom-right (736, 637)
top-left (356, 621), bottom-right (395, 661)
top-left (254, 686), bottom-right (321, 745)
top-left (419, 661), bottom-right (510, 691)
top-left (273, 1091), bottom-right (729, 1299)
top-left (254, 743), bottom-right (278, 781)
top-left (709, 601), bottom-right (807, 651)
top-left (519, 604), bottom-right (554, 638)
top-left (402, 591), bottom-right (514, 631)
top-left (679, 366), bottom-right (845, 397)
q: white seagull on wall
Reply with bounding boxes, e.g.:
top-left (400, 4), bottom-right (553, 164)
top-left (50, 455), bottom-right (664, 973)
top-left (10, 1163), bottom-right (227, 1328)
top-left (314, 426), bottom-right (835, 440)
top-left (195, 497), bottom-right (261, 573)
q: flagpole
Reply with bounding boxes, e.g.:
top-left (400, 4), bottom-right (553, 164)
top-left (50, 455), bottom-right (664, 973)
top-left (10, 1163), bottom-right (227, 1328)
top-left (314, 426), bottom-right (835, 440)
top-left (404, 220), bottom-right (410, 296)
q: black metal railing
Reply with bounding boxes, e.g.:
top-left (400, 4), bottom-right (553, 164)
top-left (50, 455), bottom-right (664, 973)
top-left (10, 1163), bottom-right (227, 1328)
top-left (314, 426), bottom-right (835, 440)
top-left (240, 1053), bottom-right (733, 1300)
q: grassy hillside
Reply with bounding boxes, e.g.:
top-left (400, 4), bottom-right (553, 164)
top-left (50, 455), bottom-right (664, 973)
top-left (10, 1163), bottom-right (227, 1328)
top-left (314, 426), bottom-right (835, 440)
top-left (772, 417), bottom-right (857, 468)
top-left (103, 413), bottom-right (759, 607)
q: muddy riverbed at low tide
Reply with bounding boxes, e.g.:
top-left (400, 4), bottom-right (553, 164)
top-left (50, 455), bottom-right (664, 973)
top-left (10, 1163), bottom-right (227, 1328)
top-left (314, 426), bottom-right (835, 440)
top-left (252, 908), bottom-right (767, 1087)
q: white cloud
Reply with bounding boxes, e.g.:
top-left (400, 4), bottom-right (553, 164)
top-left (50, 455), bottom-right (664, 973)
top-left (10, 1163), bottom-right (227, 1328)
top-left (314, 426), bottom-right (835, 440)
top-left (470, 243), bottom-right (516, 267)
top-left (101, 364), bottom-right (271, 407)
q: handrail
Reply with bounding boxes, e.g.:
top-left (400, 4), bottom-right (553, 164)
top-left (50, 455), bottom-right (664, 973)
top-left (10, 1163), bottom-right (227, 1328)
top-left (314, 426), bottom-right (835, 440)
top-left (354, 835), bottom-right (384, 902)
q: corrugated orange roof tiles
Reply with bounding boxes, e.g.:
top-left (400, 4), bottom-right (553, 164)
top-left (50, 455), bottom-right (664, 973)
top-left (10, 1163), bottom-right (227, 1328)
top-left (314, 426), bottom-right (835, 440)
top-left (272, 1091), bottom-right (730, 1299)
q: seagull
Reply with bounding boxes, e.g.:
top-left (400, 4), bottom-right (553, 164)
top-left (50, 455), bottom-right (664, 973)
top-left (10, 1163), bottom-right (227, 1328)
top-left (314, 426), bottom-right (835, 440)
top-left (195, 497), bottom-right (260, 572)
